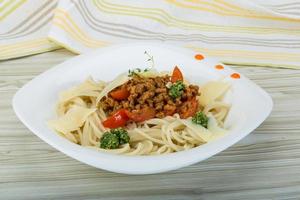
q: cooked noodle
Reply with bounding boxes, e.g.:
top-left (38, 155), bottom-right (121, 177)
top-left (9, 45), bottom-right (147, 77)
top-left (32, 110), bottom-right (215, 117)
top-left (48, 74), bottom-right (230, 155)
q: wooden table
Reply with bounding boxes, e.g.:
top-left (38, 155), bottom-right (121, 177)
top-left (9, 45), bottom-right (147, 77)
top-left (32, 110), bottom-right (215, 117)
top-left (1, 49), bottom-right (300, 200)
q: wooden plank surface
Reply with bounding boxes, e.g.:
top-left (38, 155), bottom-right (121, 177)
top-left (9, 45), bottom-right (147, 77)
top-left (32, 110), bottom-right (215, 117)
top-left (0, 49), bottom-right (300, 200)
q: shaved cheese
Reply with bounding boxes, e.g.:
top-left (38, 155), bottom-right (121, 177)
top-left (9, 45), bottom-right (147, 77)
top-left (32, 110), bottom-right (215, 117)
top-left (199, 81), bottom-right (230, 107)
top-left (59, 78), bottom-right (105, 103)
top-left (96, 72), bottom-right (129, 104)
top-left (48, 105), bottom-right (96, 134)
top-left (181, 119), bottom-right (213, 142)
top-left (207, 115), bottom-right (228, 141)
top-left (56, 97), bottom-right (88, 116)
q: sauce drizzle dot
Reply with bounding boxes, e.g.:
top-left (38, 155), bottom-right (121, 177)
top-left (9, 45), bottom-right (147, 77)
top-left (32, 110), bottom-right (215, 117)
top-left (215, 65), bottom-right (224, 70)
top-left (231, 73), bottom-right (240, 79)
top-left (194, 54), bottom-right (204, 60)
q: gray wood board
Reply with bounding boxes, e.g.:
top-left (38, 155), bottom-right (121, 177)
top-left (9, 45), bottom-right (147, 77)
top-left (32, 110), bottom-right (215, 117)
top-left (0, 49), bottom-right (300, 200)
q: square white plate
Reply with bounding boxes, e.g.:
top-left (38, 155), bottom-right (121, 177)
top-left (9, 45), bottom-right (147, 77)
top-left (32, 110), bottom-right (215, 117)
top-left (13, 43), bottom-right (273, 174)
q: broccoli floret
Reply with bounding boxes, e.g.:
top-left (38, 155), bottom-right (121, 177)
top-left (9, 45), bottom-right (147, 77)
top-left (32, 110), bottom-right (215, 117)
top-left (192, 112), bottom-right (209, 128)
top-left (100, 132), bottom-right (119, 149)
top-left (169, 81), bottom-right (185, 99)
top-left (111, 128), bottom-right (130, 145)
top-left (100, 128), bottom-right (130, 149)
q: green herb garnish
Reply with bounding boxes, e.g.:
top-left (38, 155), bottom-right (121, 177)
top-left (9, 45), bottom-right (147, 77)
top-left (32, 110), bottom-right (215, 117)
top-left (128, 67), bottom-right (152, 77)
top-left (100, 128), bottom-right (130, 149)
top-left (128, 51), bottom-right (154, 77)
top-left (192, 112), bottom-right (209, 128)
top-left (100, 132), bottom-right (120, 149)
top-left (128, 68), bottom-right (142, 77)
top-left (144, 51), bottom-right (154, 69)
top-left (169, 81), bottom-right (185, 99)
top-left (110, 128), bottom-right (130, 145)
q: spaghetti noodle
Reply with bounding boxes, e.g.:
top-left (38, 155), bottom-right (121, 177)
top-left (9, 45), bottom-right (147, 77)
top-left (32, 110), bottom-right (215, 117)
top-left (48, 67), bottom-right (230, 155)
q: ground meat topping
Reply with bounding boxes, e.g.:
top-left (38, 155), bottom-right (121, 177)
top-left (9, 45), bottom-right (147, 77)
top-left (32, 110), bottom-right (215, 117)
top-left (100, 75), bottom-right (200, 119)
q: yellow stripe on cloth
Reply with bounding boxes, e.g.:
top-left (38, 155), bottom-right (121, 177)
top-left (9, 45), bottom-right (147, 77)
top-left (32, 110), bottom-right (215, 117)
top-left (187, 46), bottom-right (300, 61)
top-left (0, 38), bottom-right (57, 54)
top-left (0, 0), bottom-right (27, 21)
top-left (171, 0), bottom-right (300, 22)
top-left (165, 0), bottom-right (251, 17)
top-left (0, 46), bottom-right (60, 60)
top-left (0, 0), bottom-right (60, 60)
top-left (0, 38), bottom-right (61, 60)
top-left (0, 0), bottom-right (17, 12)
top-left (1, 39), bottom-right (48, 52)
top-left (93, 0), bottom-right (300, 35)
top-left (181, 0), bottom-right (239, 12)
top-left (0, 38), bottom-right (48, 49)
top-left (52, 9), bottom-right (109, 48)
top-left (222, 61), bottom-right (300, 70)
top-left (214, 0), bottom-right (258, 14)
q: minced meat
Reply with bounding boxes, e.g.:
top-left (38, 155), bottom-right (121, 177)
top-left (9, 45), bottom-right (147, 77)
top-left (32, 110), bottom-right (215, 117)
top-left (100, 75), bottom-right (200, 119)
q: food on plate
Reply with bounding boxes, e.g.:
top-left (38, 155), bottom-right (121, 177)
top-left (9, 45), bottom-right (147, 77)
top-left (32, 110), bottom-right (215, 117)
top-left (48, 66), bottom-right (231, 155)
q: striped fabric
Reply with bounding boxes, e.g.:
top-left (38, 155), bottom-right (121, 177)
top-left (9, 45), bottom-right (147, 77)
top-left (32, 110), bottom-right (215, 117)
top-left (1, 0), bottom-right (300, 69)
top-left (0, 0), bottom-right (61, 60)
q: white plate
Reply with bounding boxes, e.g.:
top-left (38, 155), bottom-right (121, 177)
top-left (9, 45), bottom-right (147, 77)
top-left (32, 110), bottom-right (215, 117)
top-left (13, 43), bottom-right (273, 174)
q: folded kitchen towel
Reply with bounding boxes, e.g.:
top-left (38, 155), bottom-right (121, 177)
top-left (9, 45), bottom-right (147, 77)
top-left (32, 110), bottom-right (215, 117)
top-left (0, 0), bottom-right (61, 60)
top-left (1, 0), bottom-right (300, 69)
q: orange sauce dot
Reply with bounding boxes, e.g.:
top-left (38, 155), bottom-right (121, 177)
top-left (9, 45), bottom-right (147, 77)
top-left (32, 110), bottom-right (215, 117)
top-left (195, 54), bottom-right (204, 60)
top-left (215, 64), bottom-right (224, 70)
top-left (231, 73), bottom-right (240, 79)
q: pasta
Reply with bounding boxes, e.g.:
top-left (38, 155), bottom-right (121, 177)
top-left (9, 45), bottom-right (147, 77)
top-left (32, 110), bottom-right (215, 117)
top-left (48, 68), bottom-right (230, 155)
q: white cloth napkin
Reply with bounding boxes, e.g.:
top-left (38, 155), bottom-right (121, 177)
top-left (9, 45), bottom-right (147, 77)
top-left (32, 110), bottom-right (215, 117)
top-left (0, 0), bottom-right (60, 60)
top-left (1, 0), bottom-right (300, 69)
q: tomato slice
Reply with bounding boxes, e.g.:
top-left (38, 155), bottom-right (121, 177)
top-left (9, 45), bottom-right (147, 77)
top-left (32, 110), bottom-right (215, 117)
top-left (102, 107), bottom-right (156, 128)
top-left (110, 87), bottom-right (130, 100)
top-left (102, 109), bottom-right (129, 128)
top-left (171, 66), bottom-right (183, 83)
top-left (178, 98), bottom-right (198, 119)
top-left (125, 107), bottom-right (156, 122)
